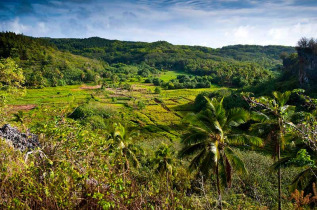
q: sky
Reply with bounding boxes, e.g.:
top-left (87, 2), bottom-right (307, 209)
top-left (0, 0), bottom-right (316, 48)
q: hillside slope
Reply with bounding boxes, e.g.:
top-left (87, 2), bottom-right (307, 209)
top-left (0, 32), bottom-right (107, 87)
top-left (48, 37), bottom-right (295, 70)
top-left (0, 32), bottom-right (296, 88)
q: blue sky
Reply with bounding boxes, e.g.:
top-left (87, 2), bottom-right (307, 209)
top-left (0, 0), bottom-right (316, 47)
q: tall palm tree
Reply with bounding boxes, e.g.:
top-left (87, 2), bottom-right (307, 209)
top-left (107, 123), bottom-right (143, 175)
top-left (153, 143), bottom-right (175, 194)
top-left (271, 111), bottom-right (317, 203)
top-left (179, 97), bottom-right (262, 209)
top-left (246, 91), bottom-right (295, 210)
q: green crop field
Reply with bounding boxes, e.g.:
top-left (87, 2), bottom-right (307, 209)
top-left (8, 85), bottom-right (91, 105)
top-left (7, 82), bottom-right (222, 112)
top-left (4, 81), bottom-right (224, 146)
top-left (158, 71), bottom-right (191, 82)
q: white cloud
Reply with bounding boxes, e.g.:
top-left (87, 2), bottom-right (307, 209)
top-left (233, 26), bottom-right (251, 39)
top-left (267, 22), bottom-right (317, 45)
top-left (0, 18), bottom-right (29, 34)
top-left (37, 22), bottom-right (48, 34)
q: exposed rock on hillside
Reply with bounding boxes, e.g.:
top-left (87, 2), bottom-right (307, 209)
top-left (296, 38), bottom-right (317, 85)
top-left (297, 48), bottom-right (317, 84)
top-left (0, 124), bottom-right (40, 151)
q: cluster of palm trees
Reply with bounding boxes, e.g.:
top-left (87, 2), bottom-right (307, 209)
top-left (245, 91), bottom-right (317, 209)
top-left (106, 90), bottom-right (316, 209)
top-left (177, 91), bottom-right (315, 209)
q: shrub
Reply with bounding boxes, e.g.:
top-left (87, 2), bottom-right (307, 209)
top-left (137, 100), bottom-right (146, 110)
top-left (144, 78), bottom-right (152, 83)
top-left (154, 87), bottom-right (161, 94)
top-left (68, 103), bottom-right (113, 120)
top-left (153, 78), bottom-right (161, 86)
top-left (85, 115), bottom-right (107, 129)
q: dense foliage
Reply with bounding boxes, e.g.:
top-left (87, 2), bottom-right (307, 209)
top-left (49, 36), bottom-right (295, 87)
top-left (150, 63), bottom-right (272, 88)
top-left (0, 32), bottom-right (297, 89)
top-left (0, 32), bottom-right (108, 87)
top-left (49, 37), bottom-right (295, 70)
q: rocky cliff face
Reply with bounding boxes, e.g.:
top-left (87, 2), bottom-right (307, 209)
top-left (297, 48), bottom-right (317, 85)
top-left (0, 124), bottom-right (40, 151)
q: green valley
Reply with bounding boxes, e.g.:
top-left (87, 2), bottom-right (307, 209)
top-left (0, 32), bottom-right (317, 210)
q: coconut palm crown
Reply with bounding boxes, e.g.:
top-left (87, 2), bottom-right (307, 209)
top-left (179, 97), bottom-right (263, 209)
top-left (107, 123), bottom-right (143, 170)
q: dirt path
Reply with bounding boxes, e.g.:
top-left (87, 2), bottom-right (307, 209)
top-left (9, 104), bottom-right (37, 112)
top-left (80, 85), bottom-right (101, 90)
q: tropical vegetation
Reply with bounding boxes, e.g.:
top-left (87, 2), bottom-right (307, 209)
top-left (0, 34), bottom-right (316, 209)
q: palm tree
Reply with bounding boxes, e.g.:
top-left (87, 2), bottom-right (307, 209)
top-left (271, 111), bottom-right (317, 202)
top-left (245, 91), bottom-right (295, 210)
top-left (153, 143), bottom-right (175, 197)
top-left (179, 97), bottom-right (262, 209)
top-left (107, 123), bottom-right (143, 176)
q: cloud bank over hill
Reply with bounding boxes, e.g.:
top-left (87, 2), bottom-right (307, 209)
top-left (0, 0), bottom-right (316, 47)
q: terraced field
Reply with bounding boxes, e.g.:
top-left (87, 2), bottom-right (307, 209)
top-left (6, 80), bottom-right (223, 146)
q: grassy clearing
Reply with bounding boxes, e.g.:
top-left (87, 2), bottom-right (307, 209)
top-left (158, 71), bottom-right (190, 82)
top-left (8, 85), bottom-right (92, 105)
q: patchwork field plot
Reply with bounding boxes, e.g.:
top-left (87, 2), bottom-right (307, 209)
top-left (5, 82), bottom-right (224, 143)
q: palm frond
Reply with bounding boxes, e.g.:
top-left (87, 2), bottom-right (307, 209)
top-left (223, 155), bottom-right (233, 188)
top-left (179, 142), bottom-right (206, 157)
top-left (181, 129), bottom-right (209, 145)
top-left (213, 120), bottom-right (224, 141)
top-left (227, 108), bottom-right (249, 127)
top-left (228, 134), bottom-right (263, 147)
top-left (224, 147), bottom-right (247, 175)
top-left (251, 111), bottom-right (270, 122)
top-left (270, 157), bottom-right (293, 170)
top-left (199, 151), bottom-right (216, 177)
top-left (183, 112), bottom-right (214, 135)
top-left (273, 91), bottom-right (291, 106)
top-left (188, 148), bottom-right (207, 172)
top-left (204, 96), bottom-right (216, 113)
top-left (290, 168), bottom-right (317, 192)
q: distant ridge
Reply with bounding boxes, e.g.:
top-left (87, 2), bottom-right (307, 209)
top-left (47, 36), bottom-right (295, 69)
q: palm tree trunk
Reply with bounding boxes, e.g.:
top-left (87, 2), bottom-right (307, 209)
top-left (278, 118), bottom-right (283, 210)
top-left (216, 163), bottom-right (222, 210)
top-left (166, 172), bottom-right (170, 209)
top-left (122, 162), bottom-right (125, 183)
top-left (278, 142), bottom-right (282, 210)
top-left (166, 171), bottom-right (169, 197)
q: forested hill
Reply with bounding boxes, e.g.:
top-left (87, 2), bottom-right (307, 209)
top-left (0, 32), bottom-right (296, 88)
top-left (48, 37), bottom-right (295, 70)
top-left (0, 32), bottom-right (106, 87)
